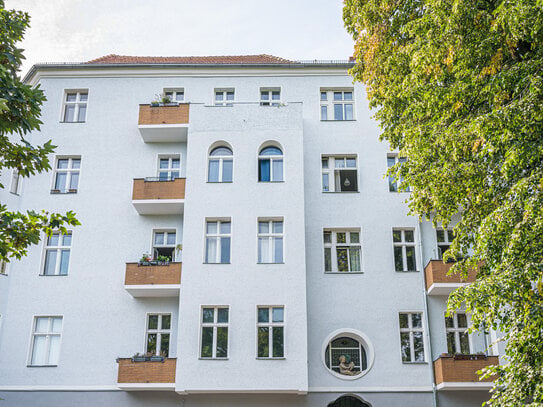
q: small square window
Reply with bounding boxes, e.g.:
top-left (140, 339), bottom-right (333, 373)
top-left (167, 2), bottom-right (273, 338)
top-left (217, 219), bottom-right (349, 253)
top-left (62, 90), bottom-right (88, 122)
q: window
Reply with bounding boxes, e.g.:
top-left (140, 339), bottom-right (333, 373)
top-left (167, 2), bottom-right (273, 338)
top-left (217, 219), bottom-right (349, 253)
top-left (52, 157), bottom-right (80, 193)
top-left (208, 146), bottom-right (233, 183)
top-left (320, 89), bottom-right (354, 121)
top-left (42, 231), bottom-right (71, 276)
top-left (146, 314), bottom-right (171, 357)
top-left (387, 155), bottom-right (410, 192)
top-left (445, 312), bottom-right (470, 354)
top-left (328, 396), bottom-right (370, 407)
top-left (325, 336), bottom-right (366, 376)
top-left (205, 220), bottom-right (231, 263)
top-left (62, 90), bottom-right (87, 122)
top-left (321, 156), bottom-right (358, 192)
top-left (436, 228), bottom-right (455, 260)
top-left (200, 307), bottom-right (229, 358)
top-left (257, 220), bottom-right (283, 263)
top-left (257, 306), bottom-right (284, 358)
top-left (29, 316), bottom-right (62, 366)
top-left (323, 229), bottom-right (361, 272)
top-left (158, 156), bottom-right (180, 181)
top-left (393, 229), bottom-right (417, 272)
top-left (0, 260), bottom-right (6, 275)
top-left (214, 89), bottom-right (234, 106)
top-left (260, 88), bottom-right (281, 106)
top-left (152, 230), bottom-right (176, 261)
top-left (164, 88), bottom-right (184, 102)
top-left (399, 312), bottom-right (425, 362)
top-left (10, 169), bottom-right (21, 195)
top-left (258, 146), bottom-right (283, 182)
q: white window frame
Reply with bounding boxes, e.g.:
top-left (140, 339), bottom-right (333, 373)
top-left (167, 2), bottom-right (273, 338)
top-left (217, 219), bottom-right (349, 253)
top-left (320, 88), bottom-right (355, 121)
top-left (207, 146), bottom-right (233, 183)
top-left (41, 231), bottom-right (72, 276)
top-left (145, 313), bottom-right (172, 357)
top-left (398, 312), bottom-right (426, 363)
top-left (260, 88), bottom-right (281, 106)
top-left (10, 169), bottom-right (22, 195)
top-left (200, 306), bottom-right (229, 359)
top-left (323, 229), bottom-right (362, 273)
top-left (258, 146), bottom-right (284, 182)
top-left (152, 229), bottom-right (176, 261)
top-left (214, 88), bottom-right (235, 106)
top-left (445, 312), bottom-right (471, 354)
top-left (321, 155), bottom-right (359, 192)
top-left (392, 228), bottom-right (418, 272)
top-left (61, 90), bottom-right (88, 122)
top-left (256, 306), bottom-right (285, 359)
top-left (51, 156), bottom-right (81, 194)
top-left (387, 154), bottom-right (410, 192)
top-left (257, 219), bottom-right (284, 264)
top-left (28, 316), bottom-right (63, 366)
top-left (436, 228), bottom-right (455, 260)
top-left (157, 155), bottom-right (180, 181)
top-left (204, 219), bottom-right (231, 264)
top-left (163, 88), bottom-right (185, 103)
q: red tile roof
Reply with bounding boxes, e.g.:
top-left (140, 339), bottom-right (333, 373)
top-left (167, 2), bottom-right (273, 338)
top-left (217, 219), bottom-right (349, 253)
top-left (86, 54), bottom-right (294, 65)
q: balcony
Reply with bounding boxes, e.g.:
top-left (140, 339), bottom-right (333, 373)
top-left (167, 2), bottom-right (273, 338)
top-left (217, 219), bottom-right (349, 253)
top-left (138, 104), bottom-right (189, 142)
top-left (117, 357), bottom-right (176, 391)
top-left (132, 178), bottom-right (185, 215)
top-left (124, 262), bottom-right (181, 297)
top-left (434, 355), bottom-right (499, 390)
top-left (424, 260), bottom-right (477, 295)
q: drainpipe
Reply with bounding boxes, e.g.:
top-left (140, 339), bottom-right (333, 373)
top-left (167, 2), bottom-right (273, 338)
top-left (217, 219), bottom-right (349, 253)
top-left (418, 220), bottom-right (438, 407)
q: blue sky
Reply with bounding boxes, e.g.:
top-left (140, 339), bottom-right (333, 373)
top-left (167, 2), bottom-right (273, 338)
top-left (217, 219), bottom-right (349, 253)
top-left (9, 0), bottom-right (355, 75)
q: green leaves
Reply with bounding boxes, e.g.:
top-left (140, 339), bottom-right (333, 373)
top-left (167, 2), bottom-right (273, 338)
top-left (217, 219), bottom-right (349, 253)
top-left (345, 0), bottom-right (543, 404)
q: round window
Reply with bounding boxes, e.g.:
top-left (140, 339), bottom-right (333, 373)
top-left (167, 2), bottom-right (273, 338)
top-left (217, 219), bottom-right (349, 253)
top-left (322, 330), bottom-right (374, 380)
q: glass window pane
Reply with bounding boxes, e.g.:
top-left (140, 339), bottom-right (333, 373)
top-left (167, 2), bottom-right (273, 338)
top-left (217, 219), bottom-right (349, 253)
top-left (447, 230), bottom-right (454, 242)
top-left (460, 333), bottom-right (470, 354)
top-left (259, 159), bottom-right (271, 182)
top-left (344, 104), bottom-right (353, 120)
top-left (404, 230), bottom-right (414, 242)
top-left (323, 231), bottom-right (331, 244)
top-left (346, 158), bottom-right (356, 168)
top-left (160, 333), bottom-right (170, 356)
top-left (400, 332), bottom-right (411, 362)
top-left (394, 247), bottom-right (404, 271)
top-left (208, 160), bottom-right (220, 182)
top-left (48, 233), bottom-right (59, 246)
top-left (258, 221), bottom-right (269, 234)
top-left (393, 230), bottom-right (402, 242)
top-left (220, 222), bottom-right (231, 234)
top-left (335, 159), bottom-right (345, 169)
top-left (154, 232), bottom-right (165, 245)
top-left (320, 91), bottom-right (327, 100)
top-left (272, 221), bottom-right (283, 234)
top-left (258, 327), bottom-right (269, 357)
top-left (272, 91), bottom-right (280, 100)
top-left (447, 332), bottom-right (456, 354)
top-left (69, 173), bottom-right (79, 190)
top-left (201, 327), bottom-right (213, 357)
top-left (36, 317), bottom-right (49, 333)
top-left (175, 92), bottom-right (184, 101)
top-left (71, 159), bottom-right (81, 169)
top-left (322, 175), bottom-right (329, 193)
top-left (399, 313), bottom-right (408, 328)
top-left (387, 156), bottom-right (396, 168)
top-left (167, 233), bottom-right (176, 245)
top-left (206, 237), bottom-right (217, 263)
top-left (210, 147), bottom-right (233, 156)
top-left (159, 171), bottom-right (169, 181)
top-left (445, 316), bottom-right (454, 328)
top-left (159, 159), bottom-right (169, 169)
top-left (77, 105), bottom-right (87, 121)
top-left (261, 91), bottom-right (269, 100)
top-left (55, 173), bottom-right (67, 191)
top-left (349, 247), bottom-right (361, 271)
top-left (321, 158), bottom-right (329, 169)
top-left (272, 327), bottom-right (284, 357)
top-left (31, 336), bottom-right (47, 365)
top-left (258, 308), bottom-right (269, 323)
top-left (336, 247), bottom-right (349, 272)
top-left (222, 160), bottom-right (233, 182)
top-left (406, 246), bottom-right (416, 271)
top-left (320, 105), bottom-right (327, 120)
top-left (272, 159), bottom-right (283, 181)
top-left (217, 308), bottom-right (229, 323)
top-left (64, 105), bottom-right (75, 122)
top-left (171, 171), bottom-right (179, 179)
top-left (457, 313), bottom-right (468, 328)
top-left (412, 313), bottom-right (422, 328)
top-left (202, 308), bottom-right (214, 323)
top-left (216, 327), bottom-right (228, 357)
top-left (334, 104), bottom-right (343, 120)
top-left (324, 247), bottom-right (332, 271)
top-left (272, 307), bottom-right (284, 323)
top-left (413, 332), bottom-right (425, 361)
top-left (59, 250), bottom-right (70, 275)
top-left (62, 234), bottom-right (72, 246)
top-left (333, 92), bottom-right (342, 100)
top-left (51, 317), bottom-right (62, 332)
top-left (57, 159), bottom-right (69, 169)
top-left (226, 92), bottom-right (234, 100)
top-left (258, 237), bottom-right (270, 263)
top-left (148, 315), bottom-right (159, 329)
top-left (220, 237), bottom-right (230, 263)
top-left (436, 230), bottom-right (445, 242)
top-left (350, 232), bottom-right (360, 243)
top-left (79, 93), bottom-right (88, 101)
top-left (172, 159), bottom-right (180, 168)
top-left (66, 93), bottom-right (77, 102)
top-left (147, 333), bottom-right (157, 354)
top-left (336, 232), bottom-right (346, 243)
top-left (44, 250), bottom-right (57, 275)
top-left (273, 237), bottom-right (283, 263)
top-left (162, 315), bottom-right (171, 329)
top-left (206, 222), bottom-right (218, 234)
top-left (344, 92), bottom-right (353, 100)
top-left (389, 176), bottom-right (398, 192)
top-left (215, 92), bottom-right (223, 101)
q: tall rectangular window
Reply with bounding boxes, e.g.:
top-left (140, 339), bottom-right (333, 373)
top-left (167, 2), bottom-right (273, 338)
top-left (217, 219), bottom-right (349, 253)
top-left (43, 231), bottom-right (72, 276)
top-left (146, 314), bottom-right (171, 357)
top-left (321, 156), bottom-right (358, 192)
top-left (214, 89), bottom-right (234, 106)
top-left (387, 155), bottom-right (410, 192)
top-left (393, 229), bottom-right (417, 272)
top-left (320, 89), bottom-right (354, 121)
top-left (323, 229), bottom-right (361, 272)
top-left (52, 157), bottom-right (81, 193)
top-left (205, 220), bottom-right (231, 263)
top-left (29, 316), bottom-right (63, 366)
top-left (258, 219), bottom-right (283, 263)
top-left (0, 260), bottom-right (7, 275)
top-left (436, 228), bottom-right (454, 260)
top-left (157, 156), bottom-right (180, 181)
top-left (257, 306), bottom-right (284, 358)
top-left (399, 312), bottom-right (425, 363)
top-left (153, 230), bottom-right (176, 261)
top-left (200, 307), bottom-right (229, 358)
top-left (260, 88), bottom-right (281, 106)
top-left (62, 90), bottom-right (87, 122)
top-left (445, 312), bottom-right (470, 354)
top-left (10, 169), bottom-right (21, 195)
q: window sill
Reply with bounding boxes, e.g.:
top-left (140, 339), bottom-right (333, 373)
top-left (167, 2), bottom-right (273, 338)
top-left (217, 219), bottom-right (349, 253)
top-left (257, 262), bottom-right (285, 265)
top-left (198, 357), bottom-right (228, 360)
top-left (324, 271), bottom-right (364, 274)
top-left (395, 270), bottom-right (420, 273)
top-left (322, 191), bottom-right (360, 194)
top-left (258, 181), bottom-right (285, 183)
top-left (402, 361), bottom-right (428, 365)
top-left (9, 192), bottom-right (20, 196)
top-left (50, 190), bottom-right (78, 194)
top-left (27, 364), bottom-right (58, 368)
top-left (0, 273), bottom-right (8, 277)
top-left (320, 119), bottom-right (357, 122)
top-left (40, 274), bottom-right (68, 277)
top-left (203, 262), bottom-right (231, 265)
top-left (256, 357), bottom-right (286, 360)
top-left (59, 121), bottom-right (86, 123)
top-left (206, 181), bottom-right (233, 184)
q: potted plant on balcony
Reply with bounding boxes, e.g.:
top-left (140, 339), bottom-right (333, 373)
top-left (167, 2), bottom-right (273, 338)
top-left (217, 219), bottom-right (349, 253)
top-left (132, 352), bottom-right (146, 362)
top-left (138, 254), bottom-right (152, 266)
top-left (156, 255), bottom-right (171, 266)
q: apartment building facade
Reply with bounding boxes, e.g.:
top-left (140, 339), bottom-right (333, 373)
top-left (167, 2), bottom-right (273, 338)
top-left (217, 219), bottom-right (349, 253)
top-left (0, 55), bottom-right (499, 407)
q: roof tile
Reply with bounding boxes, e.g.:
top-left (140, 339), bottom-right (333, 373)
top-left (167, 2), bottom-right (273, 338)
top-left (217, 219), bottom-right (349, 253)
top-left (86, 54), bottom-right (294, 65)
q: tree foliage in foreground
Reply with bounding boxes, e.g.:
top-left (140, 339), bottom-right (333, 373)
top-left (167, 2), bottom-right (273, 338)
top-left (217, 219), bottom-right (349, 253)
top-left (344, 0), bottom-right (543, 405)
top-left (0, 0), bottom-right (79, 262)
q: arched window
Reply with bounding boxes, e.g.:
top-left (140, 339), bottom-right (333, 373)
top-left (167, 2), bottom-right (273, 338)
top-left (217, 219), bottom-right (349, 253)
top-left (325, 336), bottom-right (367, 376)
top-left (258, 146), bottom-right (283, 182)
top-left (208, 146), bottom-right (233, 182)
top-left (327, 396), bottom-right (370, 407)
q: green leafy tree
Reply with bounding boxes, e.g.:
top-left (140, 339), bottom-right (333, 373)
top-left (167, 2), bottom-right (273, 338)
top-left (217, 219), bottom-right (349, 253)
top-left (0, 0), bottom-right (79, 263)
top-left (344, 0), bottom-right (543, 405)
